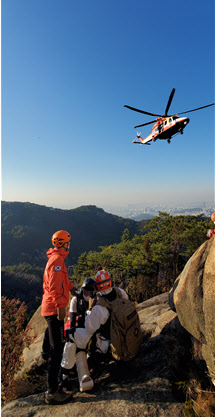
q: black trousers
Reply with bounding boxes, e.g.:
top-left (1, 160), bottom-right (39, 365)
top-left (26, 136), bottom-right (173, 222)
top-left (44, 315), bottom-right (64, 393)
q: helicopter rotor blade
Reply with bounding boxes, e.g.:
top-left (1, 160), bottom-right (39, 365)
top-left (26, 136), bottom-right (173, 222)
top-left (134, 119), bottom-right (158, 129)
top-left (165, 88), bottom-right (175, 116)
top-left (124, 105), bottom-right (161, 117)
top-left (177, 103), bottom-right (215, 116)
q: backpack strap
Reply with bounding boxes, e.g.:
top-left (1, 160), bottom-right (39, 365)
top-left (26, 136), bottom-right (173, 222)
top-left (96, 296), bottom-right (111, 309)
top-left (114, 287), bottom-right (123, 299)
top-left (96, 287), bottom-right (122, 309)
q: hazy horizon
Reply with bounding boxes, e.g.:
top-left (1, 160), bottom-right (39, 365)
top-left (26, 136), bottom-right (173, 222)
top-left (2, 197), bottom-right (214, 215)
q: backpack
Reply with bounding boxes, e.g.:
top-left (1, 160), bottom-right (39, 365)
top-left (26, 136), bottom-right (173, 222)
top-left (97, 288), bottom-right (142, 361)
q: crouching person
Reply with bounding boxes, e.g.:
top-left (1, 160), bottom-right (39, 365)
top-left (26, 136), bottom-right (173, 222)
top-left (61, 270), bottom-right (128, 392)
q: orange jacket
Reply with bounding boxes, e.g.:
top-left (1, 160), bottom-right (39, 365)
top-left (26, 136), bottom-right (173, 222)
top-left (41, 248), bottom-right (73, 317)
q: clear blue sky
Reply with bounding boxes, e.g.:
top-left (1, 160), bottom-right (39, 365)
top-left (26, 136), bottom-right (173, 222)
top-left (1, 0), bottom-right (214, 213)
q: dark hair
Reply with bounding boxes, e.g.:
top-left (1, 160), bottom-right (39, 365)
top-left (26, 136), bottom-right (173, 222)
top-left (82, 277), bottom-right (95, 292)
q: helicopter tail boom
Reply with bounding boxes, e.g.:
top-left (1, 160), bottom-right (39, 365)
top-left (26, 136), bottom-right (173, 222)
top-left (132, 140), bottom-right (151, 145)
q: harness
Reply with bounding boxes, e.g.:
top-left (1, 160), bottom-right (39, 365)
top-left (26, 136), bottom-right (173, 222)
top-left (76, 291), bottom-right (89, 328)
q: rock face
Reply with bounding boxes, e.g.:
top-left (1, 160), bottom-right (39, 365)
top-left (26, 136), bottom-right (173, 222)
top-left (169, 236), bottom-right (215, 384)
top-left (14, 306), bottom-right (47, 379)
top-left (137, 292), bottom-right (177, 338)
top-left (26, 305), bottom-right (47, 339)
top-left (3, 293), bottom-right (186, 417)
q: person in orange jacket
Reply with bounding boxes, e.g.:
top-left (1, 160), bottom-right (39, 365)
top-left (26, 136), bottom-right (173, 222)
top-left (41, 230), bottom-right (76, 405)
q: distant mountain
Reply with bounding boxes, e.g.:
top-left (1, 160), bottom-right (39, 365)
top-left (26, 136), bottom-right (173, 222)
top-left (1, 201), bottom-right (148, 268)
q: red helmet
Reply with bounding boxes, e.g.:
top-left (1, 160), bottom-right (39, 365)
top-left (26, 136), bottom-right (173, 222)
top-left (95, 270), bottom-right (112, 292)
top-left (52, 230), bottom-right (71, 248)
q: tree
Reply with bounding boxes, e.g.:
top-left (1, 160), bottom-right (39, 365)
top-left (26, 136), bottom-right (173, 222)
top-left (70, 214), bottom-right (211, 302)
top-left (121, 228), bottom-right (130, 242)
top-left (1, 297), bottom-right (33, 404)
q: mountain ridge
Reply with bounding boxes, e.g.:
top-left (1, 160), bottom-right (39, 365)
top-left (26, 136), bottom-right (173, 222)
top-left (1, 200), bottom-right (148, 268)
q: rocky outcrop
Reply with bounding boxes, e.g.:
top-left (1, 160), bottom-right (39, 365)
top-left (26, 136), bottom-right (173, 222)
top-left (15, 302), bottom-right (71, 379)
top-left (14, 306), bottom-right (47, 379)
top-left (137, 292), bottom-right (177, 337)
top-left (169, 236), bottom-right (215, 384)
top-left (3, 293), bottom-right (187, 417)
top-left (1, 385), bottom-right (184, 417)
top-left (26, 305), bottom-right (47, 339)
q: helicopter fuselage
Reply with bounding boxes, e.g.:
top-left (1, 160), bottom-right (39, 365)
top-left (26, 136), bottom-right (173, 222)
top-left (153, 115), bottom-right (190, 139)
top-left (135, 115), bottom-right (190, 144)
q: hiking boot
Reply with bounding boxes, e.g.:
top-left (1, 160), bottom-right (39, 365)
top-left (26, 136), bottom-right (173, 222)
top-left (45, 388), bottom-right (73, 405)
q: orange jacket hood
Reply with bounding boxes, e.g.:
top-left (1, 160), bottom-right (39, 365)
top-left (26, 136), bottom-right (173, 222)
top-left (46, 247), bottom-right (69, 260)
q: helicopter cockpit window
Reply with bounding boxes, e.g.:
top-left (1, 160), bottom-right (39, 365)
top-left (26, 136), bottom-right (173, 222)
top-left (164, 120), bottom-right (167, 125)
top-left (169, 118), bottom-right (172, 123)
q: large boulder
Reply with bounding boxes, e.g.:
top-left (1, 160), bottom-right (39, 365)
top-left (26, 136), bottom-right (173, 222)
top-left (169, 236), bottom-right (215, 384)
top-left (137, 292), bottom-right (177, 338)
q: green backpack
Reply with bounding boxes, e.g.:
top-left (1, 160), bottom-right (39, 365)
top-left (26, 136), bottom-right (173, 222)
top-left (97, 288), bottom-right (142, 361)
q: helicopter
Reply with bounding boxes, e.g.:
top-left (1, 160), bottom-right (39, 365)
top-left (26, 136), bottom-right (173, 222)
top-left (124, 88), bottom-right (215, 145)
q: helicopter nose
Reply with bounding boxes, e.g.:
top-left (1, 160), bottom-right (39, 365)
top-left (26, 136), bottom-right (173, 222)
top-left (184, 117), bottom-right (190, 125)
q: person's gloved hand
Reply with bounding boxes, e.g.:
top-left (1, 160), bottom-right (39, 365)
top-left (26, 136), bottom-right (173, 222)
top-left (89, 297), bottom-right (97, 310)
top-left (57, 307), bottom-right (66, 320)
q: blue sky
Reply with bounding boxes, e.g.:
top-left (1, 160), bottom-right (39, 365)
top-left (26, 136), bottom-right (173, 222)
top-left (1, 0), bottom-right (214, 213)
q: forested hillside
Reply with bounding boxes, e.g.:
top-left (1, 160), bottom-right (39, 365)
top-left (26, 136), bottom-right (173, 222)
top-left (72, 213), bottom-right (212, 303)
top-left (1, 201), bottom-right (146, 267)
top-left (1, 264), bottom-right (44, 316)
